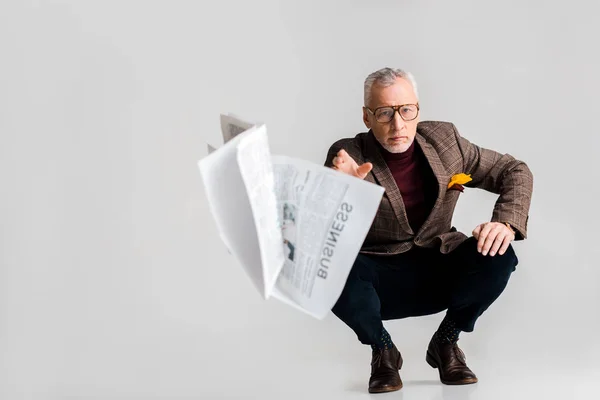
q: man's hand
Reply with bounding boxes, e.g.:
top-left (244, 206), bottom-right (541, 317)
top-left (472, 222), bottom-right (515, 256)
top-left (331, 149), bottom-right (373, 179)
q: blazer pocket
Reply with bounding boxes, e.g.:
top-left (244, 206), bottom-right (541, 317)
top-left (447, 184), bottom-right (465, 192)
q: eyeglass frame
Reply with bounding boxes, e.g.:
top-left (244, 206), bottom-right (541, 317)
top-left (364, 103), bottom-right (420, 123)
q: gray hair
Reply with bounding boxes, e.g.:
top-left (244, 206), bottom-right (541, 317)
top-left (364, 67), bottom-right (419, 106)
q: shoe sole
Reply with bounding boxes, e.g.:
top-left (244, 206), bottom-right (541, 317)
top-left (368, 383), bottom-right (403, 393)
top-left (426, 351), bottom-right (479, 385)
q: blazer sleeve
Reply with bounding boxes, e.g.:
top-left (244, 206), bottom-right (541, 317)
top-left (324, 142), bottom-right (340, 168)
top-left (453, 124), bottom-right (534, 240)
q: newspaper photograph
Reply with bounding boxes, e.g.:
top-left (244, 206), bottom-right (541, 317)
top-left (270, 156), bottom-right (384, 319)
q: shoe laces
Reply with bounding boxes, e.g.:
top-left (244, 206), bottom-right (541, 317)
top-left (372, 349), bottom-right (383, 368)
top-left (452, 344), bottom-right (467, 365)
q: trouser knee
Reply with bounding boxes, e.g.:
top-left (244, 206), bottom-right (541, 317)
top-left (333, 304), bottom-right (382, 345)
top-left (484, 245), bottom-right (518, 290)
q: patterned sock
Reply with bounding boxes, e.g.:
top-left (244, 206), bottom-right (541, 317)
top-left (371, 326), bottom-right (394, 351)
top-left (435, 316), bottom-right (461, 344)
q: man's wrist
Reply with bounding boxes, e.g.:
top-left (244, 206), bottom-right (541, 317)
top-left (503, 222), bottom-right (516, 235)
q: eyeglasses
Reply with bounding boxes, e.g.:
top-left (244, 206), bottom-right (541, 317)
top-left (365, 104), bottom-right (420, 123)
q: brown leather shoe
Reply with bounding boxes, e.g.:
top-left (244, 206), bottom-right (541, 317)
top-left (426, 335), bottom-right (478, 385)
top-left (368, 345), bottom-right (403, 393)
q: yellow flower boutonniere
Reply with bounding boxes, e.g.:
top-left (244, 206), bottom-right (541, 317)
top-left (447, 173), bottom-right (472, 192)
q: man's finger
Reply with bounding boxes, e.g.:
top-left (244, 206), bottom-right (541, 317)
top-left (488, 232), bottom-right (505, 256)
top-left (477, 223), bottom-right (493, 252)
top-left (356, 162), bottom-right (373, 179)
top-left (472, 224), bottom-right (482, 240)
top-left (340, 149), bottom-right (360, 167)
top-left (482, 226), bottom-right (501, 256)
top-left (498, 234), bottom-right (512, 256)
top-left (338, 149), bottom-right (350, 161)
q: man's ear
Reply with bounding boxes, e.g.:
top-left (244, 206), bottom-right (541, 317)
top-left (362, 107), bottom-right (371, 129)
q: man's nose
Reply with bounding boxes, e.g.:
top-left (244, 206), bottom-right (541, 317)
top-left (391, 110), bottom-right (406, 129)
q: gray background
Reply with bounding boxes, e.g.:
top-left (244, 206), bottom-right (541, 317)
top-left (1, 1), bottom-right (598, 399)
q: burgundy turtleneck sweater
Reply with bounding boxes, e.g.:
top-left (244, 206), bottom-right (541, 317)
top-left (379, 139), bottom-right (438, 233)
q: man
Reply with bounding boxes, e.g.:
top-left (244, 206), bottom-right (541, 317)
top-left (324, 68), bottom-right (533, 393)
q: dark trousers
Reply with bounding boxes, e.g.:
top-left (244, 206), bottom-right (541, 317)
top-left (332, 237), bottom-right (518, 345)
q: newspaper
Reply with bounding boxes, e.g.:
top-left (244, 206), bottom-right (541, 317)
top-left (198, 114), bottom-right (384, 319)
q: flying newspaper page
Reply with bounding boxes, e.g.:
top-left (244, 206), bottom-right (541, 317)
top-left (198, 114), bottom-right (384, 319)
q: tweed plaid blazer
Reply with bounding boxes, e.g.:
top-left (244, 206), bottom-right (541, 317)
top-left (324, 121), bottom-right (533, 255)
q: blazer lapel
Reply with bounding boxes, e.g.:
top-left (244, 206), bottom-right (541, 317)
top-left (415, 133), bottom-right (449, 235)
top-left (364, 132), bottom-right (414, 235)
